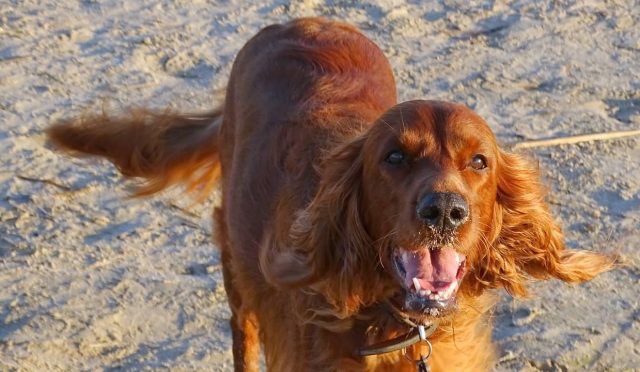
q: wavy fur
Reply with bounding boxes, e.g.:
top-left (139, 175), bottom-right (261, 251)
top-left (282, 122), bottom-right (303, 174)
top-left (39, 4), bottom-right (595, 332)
top-left (472, 150), bottom-right (616, 297)
top-left (47, 108), bottom-right (222, 196)
top-left (48, 18), bottom-right (614, 371)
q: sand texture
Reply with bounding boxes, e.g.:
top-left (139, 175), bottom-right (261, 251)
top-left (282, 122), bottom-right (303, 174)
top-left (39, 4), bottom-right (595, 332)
top-left (1, 0), bottom-right (639, 370)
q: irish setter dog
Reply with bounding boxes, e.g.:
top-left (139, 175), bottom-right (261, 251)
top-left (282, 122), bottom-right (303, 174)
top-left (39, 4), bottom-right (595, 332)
top-left (48, 18), bottom-right (614, 371)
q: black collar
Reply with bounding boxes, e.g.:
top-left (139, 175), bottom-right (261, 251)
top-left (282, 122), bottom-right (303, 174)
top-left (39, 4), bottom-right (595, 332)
top-left (356, 301), bottom-right (438, 357)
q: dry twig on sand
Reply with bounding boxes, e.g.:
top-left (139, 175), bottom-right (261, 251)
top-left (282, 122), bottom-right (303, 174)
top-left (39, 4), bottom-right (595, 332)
top-left (512, 129), bottom-right (640, 150)
top-left (15, 174), bottom-right (71, 191)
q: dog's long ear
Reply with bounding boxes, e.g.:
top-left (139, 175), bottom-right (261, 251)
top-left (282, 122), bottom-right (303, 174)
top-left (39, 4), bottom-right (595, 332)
top-left (260, 135), bottom-right (377, 305)
top-left (477, 150), bottom-right (615, 297)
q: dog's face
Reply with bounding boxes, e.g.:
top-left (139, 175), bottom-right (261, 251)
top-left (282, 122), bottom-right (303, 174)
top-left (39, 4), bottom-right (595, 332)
top-left (271, 99), bottom-right (611, 327)
top-left (361, 100), bottom-right (500, 319)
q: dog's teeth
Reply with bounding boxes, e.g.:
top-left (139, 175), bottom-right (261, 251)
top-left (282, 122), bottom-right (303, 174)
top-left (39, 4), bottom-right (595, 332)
top-left (413, 277), bottom-right (421, 292)
top-left (424, 290), bottom-right (431, 295)
top-left (440, 281), bottom-right (457, 299)
top-left (419, 289), bottom-right (427, 297)
top-left (446, 282), bottom-right (454, 293)
top-left (443, 287), bottom-right (451, 297)
top-left (428, 293), bottom-right (436, 300)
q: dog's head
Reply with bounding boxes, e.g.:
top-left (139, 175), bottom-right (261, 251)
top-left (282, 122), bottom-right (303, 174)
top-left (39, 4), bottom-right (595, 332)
top-left (263, 100), bottom-right (614, 325)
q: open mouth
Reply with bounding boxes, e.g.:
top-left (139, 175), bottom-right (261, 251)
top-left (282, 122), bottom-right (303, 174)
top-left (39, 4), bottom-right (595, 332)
top-left (392, 246), bottom-right (466, 317)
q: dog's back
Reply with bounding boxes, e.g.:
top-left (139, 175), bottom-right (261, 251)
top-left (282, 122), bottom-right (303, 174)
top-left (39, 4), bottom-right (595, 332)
top-left (216, 18), bottom-right (397, 369)
top-left (218, 16), bottom-right (396, 294)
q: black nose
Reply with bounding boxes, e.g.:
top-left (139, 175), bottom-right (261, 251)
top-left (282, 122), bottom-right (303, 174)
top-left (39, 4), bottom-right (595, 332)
top-left (417, 192), bottom-right (469, 231)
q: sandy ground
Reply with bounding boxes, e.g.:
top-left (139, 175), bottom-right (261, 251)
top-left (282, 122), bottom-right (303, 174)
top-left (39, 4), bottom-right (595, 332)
top-left (1, 0), bottom-right (639, 370)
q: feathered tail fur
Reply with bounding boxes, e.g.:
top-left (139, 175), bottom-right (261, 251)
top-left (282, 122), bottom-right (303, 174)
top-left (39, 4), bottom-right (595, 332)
top-left (46, 108), bottom-right (223, 196)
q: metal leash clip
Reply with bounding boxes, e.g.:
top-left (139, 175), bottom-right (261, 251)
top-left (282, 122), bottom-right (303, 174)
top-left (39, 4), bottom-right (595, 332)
top-left (403, 325), bottom-right (433, 372)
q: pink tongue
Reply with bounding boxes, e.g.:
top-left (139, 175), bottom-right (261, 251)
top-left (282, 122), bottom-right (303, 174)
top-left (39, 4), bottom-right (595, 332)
top-left (401, 247), bottom-right (460, 291)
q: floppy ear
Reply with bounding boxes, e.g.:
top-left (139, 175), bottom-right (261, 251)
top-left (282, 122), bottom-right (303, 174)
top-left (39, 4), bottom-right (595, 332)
top-left (478, 150), bottom-right (615, 297)
top-left (260, 135), bottom-right (381, 312)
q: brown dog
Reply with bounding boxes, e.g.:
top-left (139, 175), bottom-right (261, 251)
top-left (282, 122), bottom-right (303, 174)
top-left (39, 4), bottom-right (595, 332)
top-left (48, 18), bottom-right (613, 371)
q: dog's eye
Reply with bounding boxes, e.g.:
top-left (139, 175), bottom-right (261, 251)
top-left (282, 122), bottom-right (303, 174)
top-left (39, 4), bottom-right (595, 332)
top-left (469, 154), bottom-right (487, 170)
top-left (385, 150), bottom-right (405, 165)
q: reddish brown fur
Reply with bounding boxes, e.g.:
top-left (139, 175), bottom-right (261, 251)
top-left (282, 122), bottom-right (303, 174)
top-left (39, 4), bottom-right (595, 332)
top-left (47, 18), bottom-right (614, 371)
top-left (47, 108), bottom-right (223, 196)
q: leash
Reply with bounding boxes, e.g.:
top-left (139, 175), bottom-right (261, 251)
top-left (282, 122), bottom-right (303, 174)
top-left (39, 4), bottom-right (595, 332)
top-left (356, 301), bottom-right (438, 371)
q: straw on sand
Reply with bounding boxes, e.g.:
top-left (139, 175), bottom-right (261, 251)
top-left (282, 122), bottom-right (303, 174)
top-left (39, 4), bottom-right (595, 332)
top-left (511, 129), bottom-right (640, 150)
